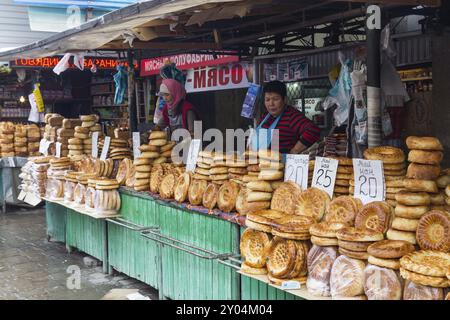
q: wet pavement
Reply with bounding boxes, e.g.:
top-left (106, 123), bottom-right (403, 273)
top-left (0, 206), bottom-right (158, 300)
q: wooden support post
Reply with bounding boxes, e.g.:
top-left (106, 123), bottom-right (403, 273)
top-left (127, 50), bottom-right (138, 133)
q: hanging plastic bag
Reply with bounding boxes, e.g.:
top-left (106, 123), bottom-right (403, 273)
top-left (153, 95), bottom-right (165, 125)
top-left (323, 53), bottom-right (353, 126)
top-left (53, 53), bottom-right (71, 75)
top-left (381, 109), bottom-right (393, 137)
top-left (73, 52), bottom-right (85, 71)
top-left (114, 65), bottom-right (127, 105)
top-left (160, 62), bottom-right (186, 85)
top-left (33, 83), bottom-right (44, 113)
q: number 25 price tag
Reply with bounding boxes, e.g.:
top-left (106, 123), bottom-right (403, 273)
top-left (353, 159), bottom-right (385, 204)
top-left (284, 154), bottom-right (309, 189)
top-left (312, 157), bottom-right (339, 198)
top-left (186, 139), bottom-right (201, 172)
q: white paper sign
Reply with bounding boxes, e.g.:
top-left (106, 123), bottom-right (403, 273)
top-left (281, 281), bottom-right (301, 290)
top-left (132, 132), bottom-right (141, 159)
top-left (55, 142), bottom-right (62, 158)
top-left (92, 132), bottom-right (100, 158)
top-left (18, 190), bottom-right (26, 201)
top-left (100, 136), bottom-right (111, 161)
top-left (39, 139), bottom-right (51, 156)
top-left (24, 193), bottom-right (42, 206)
top-left (7, 157), bottom-right (15, 167)
top-left (284, 154), bottom-right (309, 190)
top-left (352, 159), bottom-right (385, 204)
top-left (312, 157), bottom-right (339, 198)
top-left (186, 139), bottom-right (201, 172)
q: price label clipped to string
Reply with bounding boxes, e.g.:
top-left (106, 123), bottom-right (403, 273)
top-left (100, 136), bottom-right (111, 161)
top-left (92, 132), bottom-right (99, 158)
top-left (311, 156), bottom-right (339, 198)
top-left (132, 132), bottom-right (141, 159)
top-left (55, 142), bottom-right (62, 158)
top-left (353, 159), bottom-right (385, 204)
top-left (186, 139), bottom-right (201, 172)
top-left (284, 154), bottom-right (309, 189)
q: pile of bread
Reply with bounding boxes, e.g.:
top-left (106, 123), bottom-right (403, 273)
top-left (20, 156), bottom-right (50, 197)
top-left (240, 176), bottom-right (450, 300)
top-left (45, 157), bottom-right (73, 200)
top-left (138, 130), bottom-right (176, 165)
top-left (0, 122), bottom-right (41, 157)
top-left (333, 157), bottom-right (354, 198)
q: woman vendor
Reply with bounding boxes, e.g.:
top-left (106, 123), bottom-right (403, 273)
top-left (156, 78), bottom-right (200, 136)
top-left (254, 80), bottom-right (320, 154)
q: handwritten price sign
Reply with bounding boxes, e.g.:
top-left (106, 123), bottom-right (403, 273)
top-left (284, 154), bottom-right (309, 189)
top-left (352, 159), bottom-right (385, 204)
top-left (312, 157), bottom-right (339, 198)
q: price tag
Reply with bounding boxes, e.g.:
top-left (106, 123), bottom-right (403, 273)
top-left (92, 132), bottom-right (99, 158)
top-left (353, 159), bottom-right (385, 204)
top-left (284, 154), bottom-right (309, 189)
top-left (24, 193), bottom-right (42, 206)
top-left (186, 139), bottom-right (201, 172)
top-left (281, 280), bottom-right (301, 290)
top-left (39, 139), bottom-right (48, 155)
top-left (18, 190), bottom-right (26, 201)
top-left (100, 136), bottom-right (111, 161)
top-left (132, 132), bottom-right (141, 159)
top-left (311, 156), bottom-right (339, 198)
top-left (55, 142), bottom-right (62, 158)
top-left (7, 157), bottom-right (15, 167)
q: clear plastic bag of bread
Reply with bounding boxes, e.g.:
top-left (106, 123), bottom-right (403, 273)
top-left (93, 189), bottom-right (120, 214)
top-left (73, 183), bottom-right (86, 205)
top-left (306, 245), bottom-right (338, 297)
top-left (46, 178), bottom-right (64, 200)
top-left (64, 180), bottom-right (76, 202)
top-left (363, 265), bottom-right (403, 300)
top-left (330, 255), bottom-right (366, 298)
top-left (84, 187), bottom-right (96, 210)
top-left (403, 280), bottom-right (444, 300)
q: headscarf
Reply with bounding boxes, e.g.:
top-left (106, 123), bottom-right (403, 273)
top-left (161, 78), bottom-right (186, 114)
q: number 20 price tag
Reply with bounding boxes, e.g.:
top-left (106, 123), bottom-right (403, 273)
top-left (311, 157), bottom-right (339, 198)
top-left (284, 154), bottom-right (309, 190)
top-left (353, 159), bottom-right (385, 204)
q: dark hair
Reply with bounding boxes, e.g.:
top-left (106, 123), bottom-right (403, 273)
top-left (263, 81), bottom-right (287, 99)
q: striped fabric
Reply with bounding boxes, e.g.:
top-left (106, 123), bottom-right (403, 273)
top-left (259, 105), bottom-right (321, 153)
top-left (13, 0), bottom-right (138, 10)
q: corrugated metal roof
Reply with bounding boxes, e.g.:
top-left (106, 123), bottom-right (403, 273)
top-left (13, 0), bottom-right (139, 10)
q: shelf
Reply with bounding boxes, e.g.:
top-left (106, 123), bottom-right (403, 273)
top-left (91, 92), bottom-right (114, 96)
top-left (91, 81), bottom-right (114, 85)
top-left (237, 271), bottom-right (331, 300)
top-left (401, 77), bottom-right (432, 82)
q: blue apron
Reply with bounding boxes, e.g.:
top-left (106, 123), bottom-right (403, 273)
top-left (251, 111), bottom-right (287, 163)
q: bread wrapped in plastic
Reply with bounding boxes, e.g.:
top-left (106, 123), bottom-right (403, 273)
top-left (64, 180), bottom-right (76, 202)
top-left (306, 245), bottom-right (338, 297)
top-left (403, 280), bottom-right (444, 300)
top-left (330, 255), bottom-right (366, 298)
top-left (73, 183), bottom-right (86, 205)
top-left (85, 187), bottom-right (96, 209)
top-left (364, 265), bottom-right (403, 300)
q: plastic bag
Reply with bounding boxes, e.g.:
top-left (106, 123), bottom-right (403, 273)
top-left (32, 83), bottom-right (45, 113)
top-left (323, 53), bottom-right (353, 126)
top-left (73, 183), bottom-right (86, 205)
top-left (306, 245), bottom-right (338, 297)
top-left (94, 189), bottom-right (120, 214)
top-left (381, 109), bottom-right (393, 137)
top-left (113, 65), bottom-right (127, 105)
top-left (73, 52), bottom-right (85, 71)
top-left (364, 265), bottom-right (403, 300)
top-left (403, 280), bottom-right (444, 300)
top-left (53, 53), bottom-right (71, 75)
top-left (46, 178), bottom-right (64, 200)
top-left (153, 96), bottom-right (165, 125)
top-left (330, 255), bottom-right (366, 298)
top-left (85, 187), bottom-right (96, 209)
top-left (64, 180), bottom-right (76, 203)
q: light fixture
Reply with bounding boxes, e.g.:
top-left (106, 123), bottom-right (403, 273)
top-left (19, 96), bottom-right (25, 103)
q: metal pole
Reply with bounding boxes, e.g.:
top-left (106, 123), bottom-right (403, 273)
top-left (366, 4), bottom-right (382, 148)
top-left (127, 49), bottom-right (138, 133)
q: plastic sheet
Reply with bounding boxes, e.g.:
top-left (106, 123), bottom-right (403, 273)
top-left (306, 245), bottom-right (338, 297)
top-left (403, 280), bottom-right (444, 300)
top-left (364, 265), bottom-right (403, 300)
top-left (330, 255), bottom-right (366, 298)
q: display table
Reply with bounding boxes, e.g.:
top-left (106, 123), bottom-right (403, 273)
top-left (0, 156), bottom-right (29, 213)
top-left (43, 188), bottom-right (318, 300)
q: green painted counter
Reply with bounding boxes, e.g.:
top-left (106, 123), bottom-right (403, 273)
top-left (66, 208), bottom-right (107, 264)
top-left (107, 192), bottom-right (160, 289)
top-left (45, 202), bottom-right (67, 243)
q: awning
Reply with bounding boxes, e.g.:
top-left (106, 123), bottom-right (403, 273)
top-left (0, 0), bottom-right (441, 61)
top-left (13, 0), bottom-right (138, 10)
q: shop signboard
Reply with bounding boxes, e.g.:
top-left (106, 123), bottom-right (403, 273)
top-left (185, 63), bottom-right (251, 93)
top-left (140, 53), bottom-right (239, 76)
top-left (11, 57), bottom-right (129, 70)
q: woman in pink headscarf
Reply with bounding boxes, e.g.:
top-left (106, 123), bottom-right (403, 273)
top-left (157, 79), bottom-right (200, 136)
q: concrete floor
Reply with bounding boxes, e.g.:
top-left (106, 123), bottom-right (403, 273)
top-left (0, 206), bottom-right (158, 300)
